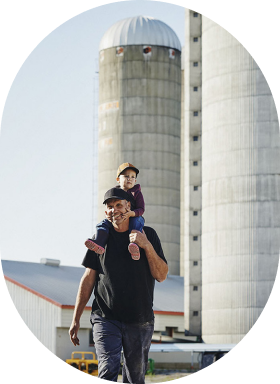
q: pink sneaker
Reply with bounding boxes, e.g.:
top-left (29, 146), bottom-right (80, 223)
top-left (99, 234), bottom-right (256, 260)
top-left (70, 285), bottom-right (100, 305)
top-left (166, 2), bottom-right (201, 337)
top-left (85, 239), bottom-right (105, 255)
top-left (128, 243), bottom-right (140, 260)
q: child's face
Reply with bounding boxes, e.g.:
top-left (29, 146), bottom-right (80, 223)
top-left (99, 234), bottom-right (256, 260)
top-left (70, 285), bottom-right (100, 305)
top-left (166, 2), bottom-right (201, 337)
top-left (117, 169), bottom-right (137, 191)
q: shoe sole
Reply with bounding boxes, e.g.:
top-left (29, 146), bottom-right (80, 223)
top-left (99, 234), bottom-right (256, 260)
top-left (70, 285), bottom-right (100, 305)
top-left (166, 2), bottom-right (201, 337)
top-left (128, 243), bottom-right (140, 260)
top-left (85, 239), bottom-right (105, 255)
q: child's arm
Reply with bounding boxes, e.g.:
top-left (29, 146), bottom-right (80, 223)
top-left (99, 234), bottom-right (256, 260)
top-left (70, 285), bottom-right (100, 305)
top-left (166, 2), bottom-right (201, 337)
top-left (122, 210), bottom-right (136, 221)
top-left (133, 190), bottom-right (145, 217)
top-left (122, 190), bottom-right (145, 221)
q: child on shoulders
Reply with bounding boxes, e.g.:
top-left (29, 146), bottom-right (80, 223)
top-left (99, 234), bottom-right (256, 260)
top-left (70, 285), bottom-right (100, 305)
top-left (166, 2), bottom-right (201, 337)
top-left (85, 162), bottom-right (145, 260)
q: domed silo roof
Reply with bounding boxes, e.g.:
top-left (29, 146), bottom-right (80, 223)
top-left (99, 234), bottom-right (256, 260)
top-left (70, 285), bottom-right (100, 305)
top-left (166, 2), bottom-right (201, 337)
top-left (99, 15), bottom-right (181, 51)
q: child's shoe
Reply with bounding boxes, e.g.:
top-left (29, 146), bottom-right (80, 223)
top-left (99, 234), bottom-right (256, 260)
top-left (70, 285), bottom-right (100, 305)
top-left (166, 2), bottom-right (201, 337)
top-left (85, 239), bottom-right (105, 255)
top-left (128, 243), bottom-right (140, 260)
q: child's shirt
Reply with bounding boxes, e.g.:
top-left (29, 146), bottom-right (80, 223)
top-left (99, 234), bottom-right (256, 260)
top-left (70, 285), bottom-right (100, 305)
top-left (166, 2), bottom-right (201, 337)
top-left (115, 184), bottom-right (145, 217)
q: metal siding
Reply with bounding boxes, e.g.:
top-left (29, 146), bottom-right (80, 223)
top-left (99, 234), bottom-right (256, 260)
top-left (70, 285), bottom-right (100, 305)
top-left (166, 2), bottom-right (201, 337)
top-left (61, 308), bottom-right (92, 329)
top-left (6, 280), bottom-right (61, 353)
top-left (154, 314), bottom-right (184, 332)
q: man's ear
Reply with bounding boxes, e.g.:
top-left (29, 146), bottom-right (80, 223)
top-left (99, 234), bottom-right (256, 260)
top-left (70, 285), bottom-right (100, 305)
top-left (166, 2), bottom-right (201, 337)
top-left (127, 201), bottom-right (131, 210)
top-left (116, 177), bottom-right (120, 184)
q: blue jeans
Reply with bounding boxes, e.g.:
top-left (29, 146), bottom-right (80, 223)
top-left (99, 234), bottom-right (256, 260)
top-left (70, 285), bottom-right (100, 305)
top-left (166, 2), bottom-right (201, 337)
top-left (129, 216), bottom-right (145, 234)
top-left (94, 219), bottom-right (112, 248)
top-left (91, 314), bottom-right (154, 383)
top-left (94, 217), bottom-right (145, 248)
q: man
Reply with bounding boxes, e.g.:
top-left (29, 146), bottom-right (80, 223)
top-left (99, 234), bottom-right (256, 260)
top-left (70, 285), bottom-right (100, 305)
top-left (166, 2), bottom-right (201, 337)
top-left (69, 187), bottom-right (168, 383)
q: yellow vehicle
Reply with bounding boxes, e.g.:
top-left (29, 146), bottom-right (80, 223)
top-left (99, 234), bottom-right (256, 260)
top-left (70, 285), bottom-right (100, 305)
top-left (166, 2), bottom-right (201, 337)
top-left (66, 351), bottom-right (98, 376)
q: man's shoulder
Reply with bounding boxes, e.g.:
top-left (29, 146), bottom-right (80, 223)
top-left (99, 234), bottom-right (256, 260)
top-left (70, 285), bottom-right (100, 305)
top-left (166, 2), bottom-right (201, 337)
top-left (143, 226), bottom-right (158, 239)
top-left (143, 225), bottom-right (155, 232)
top-left (143, 226), bottom-right (166, 262)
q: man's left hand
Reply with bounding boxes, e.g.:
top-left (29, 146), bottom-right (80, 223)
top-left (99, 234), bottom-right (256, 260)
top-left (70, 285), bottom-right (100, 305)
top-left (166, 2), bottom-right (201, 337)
top-left (129, 230), bottom-right (150, 250)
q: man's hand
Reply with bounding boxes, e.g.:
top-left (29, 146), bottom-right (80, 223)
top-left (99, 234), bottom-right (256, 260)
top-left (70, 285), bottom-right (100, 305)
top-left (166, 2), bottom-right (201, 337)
top-left (69, 320), bottom-right (80, 346)
top-left (129, 229), bottom-right (150, 250)
top-left (69, 268), bottom-right (96, 346)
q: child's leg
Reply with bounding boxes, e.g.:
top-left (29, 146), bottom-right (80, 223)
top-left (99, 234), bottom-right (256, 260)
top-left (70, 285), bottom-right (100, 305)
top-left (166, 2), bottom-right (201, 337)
top-left (129, 216), bottom-right (145, 233)
top-left (128, 217), bottom-right (145, 260)
top-left (85, 219), bottom-right (111, 254)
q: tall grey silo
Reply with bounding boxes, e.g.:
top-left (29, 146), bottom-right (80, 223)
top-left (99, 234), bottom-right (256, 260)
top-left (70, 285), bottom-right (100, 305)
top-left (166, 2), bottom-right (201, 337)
top-left (201, 17), bottom-right (280, 343)
top-left (98, 16), bottom-right (182, 275)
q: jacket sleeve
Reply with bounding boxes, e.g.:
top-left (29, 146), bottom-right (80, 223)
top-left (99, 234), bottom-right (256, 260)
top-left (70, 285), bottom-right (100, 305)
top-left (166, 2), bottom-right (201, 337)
top-left (133, 190), bottom-right (145, 217)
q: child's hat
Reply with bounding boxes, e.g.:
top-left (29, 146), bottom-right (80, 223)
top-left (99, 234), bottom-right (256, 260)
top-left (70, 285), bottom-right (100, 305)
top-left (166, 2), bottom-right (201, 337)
top-left (117, 162), bottom-right (139, 178)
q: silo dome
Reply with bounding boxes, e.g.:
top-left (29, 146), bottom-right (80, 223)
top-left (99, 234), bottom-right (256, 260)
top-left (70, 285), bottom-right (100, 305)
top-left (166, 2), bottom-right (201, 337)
top-left (99, 15), bottom-right (181, 51)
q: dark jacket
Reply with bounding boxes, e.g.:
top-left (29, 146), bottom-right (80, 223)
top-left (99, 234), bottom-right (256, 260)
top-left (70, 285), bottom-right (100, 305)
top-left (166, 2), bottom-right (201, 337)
top-left (115, 184), bottom-right (145, 217)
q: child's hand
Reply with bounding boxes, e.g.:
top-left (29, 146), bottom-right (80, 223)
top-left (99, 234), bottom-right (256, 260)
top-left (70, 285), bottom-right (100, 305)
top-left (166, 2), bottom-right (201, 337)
top-left (105, 211), bottom-right (113, 222)
top-left (121, 210), bottom-right (134, 221)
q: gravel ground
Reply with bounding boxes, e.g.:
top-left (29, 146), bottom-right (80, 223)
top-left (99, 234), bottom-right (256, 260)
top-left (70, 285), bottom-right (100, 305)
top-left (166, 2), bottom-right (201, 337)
top-left (117, 370), bottom-right (195, 383)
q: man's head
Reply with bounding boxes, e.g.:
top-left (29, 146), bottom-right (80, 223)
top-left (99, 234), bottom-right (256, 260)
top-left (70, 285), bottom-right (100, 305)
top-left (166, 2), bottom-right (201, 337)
top-left (103, 187), bottom-right (131, 228)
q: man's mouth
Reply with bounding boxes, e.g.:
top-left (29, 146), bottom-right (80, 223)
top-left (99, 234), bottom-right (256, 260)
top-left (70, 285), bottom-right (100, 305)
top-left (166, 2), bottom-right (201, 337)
top-left (112, 213), bottom-right (122, 221)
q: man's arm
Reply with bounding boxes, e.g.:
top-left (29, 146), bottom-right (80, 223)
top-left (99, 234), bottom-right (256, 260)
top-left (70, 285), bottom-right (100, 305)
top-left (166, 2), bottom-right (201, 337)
top-left (69, 268), bottom-right (97, 346)
top-left (129, 230), bottom-right (168, 282)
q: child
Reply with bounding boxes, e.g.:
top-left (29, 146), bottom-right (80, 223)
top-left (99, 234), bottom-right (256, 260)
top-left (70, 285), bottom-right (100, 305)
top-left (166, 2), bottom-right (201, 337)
top-left (85, 162), bottom-right (145, 260)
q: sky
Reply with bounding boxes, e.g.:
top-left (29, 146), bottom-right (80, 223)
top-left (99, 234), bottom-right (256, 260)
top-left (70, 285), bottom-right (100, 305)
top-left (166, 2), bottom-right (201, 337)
top-left (0, 1), bottom-right (185, 267)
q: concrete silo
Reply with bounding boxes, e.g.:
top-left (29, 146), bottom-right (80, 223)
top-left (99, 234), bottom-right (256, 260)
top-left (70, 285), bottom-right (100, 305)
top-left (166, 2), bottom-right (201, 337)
top-left (201, 17), bottom-right (280, 343)
top-left (98, 16), bottom-right (182, 275)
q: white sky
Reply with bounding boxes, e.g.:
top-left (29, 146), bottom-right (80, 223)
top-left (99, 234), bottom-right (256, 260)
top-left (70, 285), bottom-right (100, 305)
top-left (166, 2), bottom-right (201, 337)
top-left (0, 1), bottom-right (185, 267)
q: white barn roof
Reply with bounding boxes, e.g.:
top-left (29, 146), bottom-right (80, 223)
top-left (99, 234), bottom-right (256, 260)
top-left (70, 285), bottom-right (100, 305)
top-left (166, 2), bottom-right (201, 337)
top-left (2, 260), bottom-right (87, 307)
top-left (2, 260), bottom-right (183, 313)
top-left (99, 16), bottom-right (181, 52)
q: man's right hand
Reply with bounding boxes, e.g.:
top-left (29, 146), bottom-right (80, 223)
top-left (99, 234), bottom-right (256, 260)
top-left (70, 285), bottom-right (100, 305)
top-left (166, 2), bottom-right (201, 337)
top-left (69, 320), bottom-right (80, 346)
top-left (69, 269), bottom-right (96, 346)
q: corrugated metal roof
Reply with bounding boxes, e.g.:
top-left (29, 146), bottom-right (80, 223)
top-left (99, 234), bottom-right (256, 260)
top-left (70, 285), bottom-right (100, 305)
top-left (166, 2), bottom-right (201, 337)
top-left (1, 260), bottom-right (184, 312)
top-left (99, 16), bottom-right (181, 51)
top-left (2, 260), bottom-right (87, 306)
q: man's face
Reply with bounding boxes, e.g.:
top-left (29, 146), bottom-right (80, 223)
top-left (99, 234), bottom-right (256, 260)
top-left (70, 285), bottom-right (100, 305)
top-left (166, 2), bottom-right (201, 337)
top-left (105, 198), bottom-right (130, 225)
